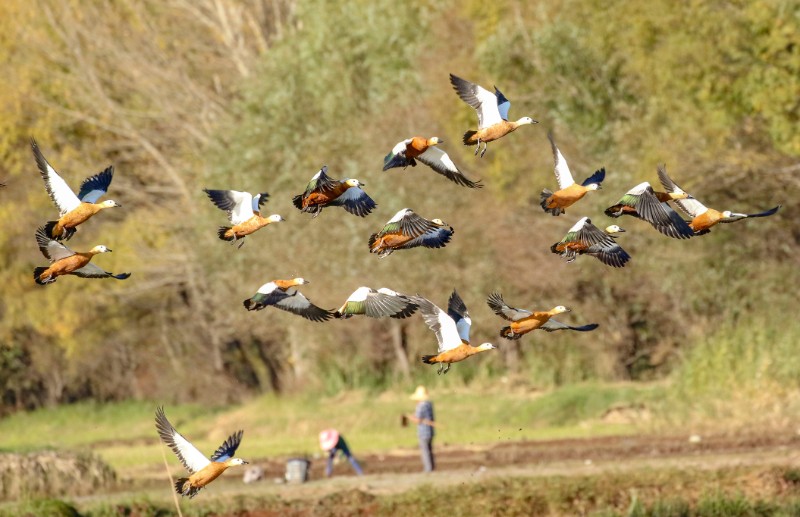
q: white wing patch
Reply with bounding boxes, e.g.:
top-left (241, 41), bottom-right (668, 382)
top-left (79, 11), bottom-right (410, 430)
top-left (628, 182), bottom-right (650, 195)
top-left (227, 190), bottom-right (255, 225)
top-left (44, 164), bottom-right (81, 215)
top-left (387, 209), bottom-right (410, 224)
top-left (347, 286), bottom-right (373, 302)
top-left (155, 408), bottom-right (212, 474)
top-left (473, 85), bottom-right (503, 129)
top-left (391, 139), bottom-right (410, 155)
top-left (256, 281), bottom-right (278, 295)
top-left (419, 147), bottom-right (456, 172)
top-left (416, 298), bottom-right (463, 353)
top-left (567, 217), bottom-right (589, 233)
top-left (549, 135), bottom-right (575, 190)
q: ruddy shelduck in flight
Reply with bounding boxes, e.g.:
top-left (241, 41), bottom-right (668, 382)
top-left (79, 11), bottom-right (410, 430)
top-left (203, 189), bottom-right (284, 248)
top-left (415, 290), bottom-right (496, 374)
top-left (33, 225), bottom-right (130, 285)
top-left (383, 136), bottom-right (482, 188)
top-left (604, 179), bottom-right (694, 239)
top-left (334, 286), bottom-right (419, 319)
top-left (155, 406), bottom-right (248, 499)
top-left (449, 74), bottom-right (537, 157)
top-left (657, 164), bottom-right (780, 235)
top-left (550, 217), bottom-right (631, 268)
top-left (293, 166), bottom-right (376, 218)
top-left (31, 138), bottom-right (121, 240)
top-left (368, 208), bottom-right (454, 258)
top-left (540, 132), bottom-right (605, 216)
top-left (486, 292), bottom-right (598, 340)
top-left (243, 278), bottom-right (333, 322)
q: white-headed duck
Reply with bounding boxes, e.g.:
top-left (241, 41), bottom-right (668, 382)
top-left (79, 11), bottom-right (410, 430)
top-left (383, 137), bottom-right (483, 188)
top-left (550, 217), bottom-right (631, 268)
top-left (31, 138), bottom-right (120, 241)
top-left (657, 164), bottom-right (780, 235)
top-left (605, 179), bottom-right (694, 239)
top-left (33, 225), bottom-right (131, 285)
top-left (334, 286), bottom-right (418, 319)
top-left (368, 208), bottom-right (454, 258)
top-left (449, 74), bottom-right (537, 157)
top-left (486, 292), bottom-right (598, 340)
top-left (415, 290), bottom-right (496, 374)
top-left (204, 189), bottom-right (284, 248)
top-left (540, 133), bottom-right (605, 216)
top-left (155, 406), bottom-right (248, 499)
top-left (243, 278), bottom-right (332, 322)
top-left (293, 166), bottom-right (376, 218)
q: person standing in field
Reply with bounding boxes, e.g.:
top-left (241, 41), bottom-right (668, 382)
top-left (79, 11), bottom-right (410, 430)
top-left (408, 385), bottom-right (435, 472)
top-left (319, 429), bottom-right (364, 477)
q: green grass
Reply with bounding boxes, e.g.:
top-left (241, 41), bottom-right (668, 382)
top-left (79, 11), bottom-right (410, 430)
top-left (662, 315), bottom-right (800, 428)
top-left (0, 383), bottom-right (657, 475)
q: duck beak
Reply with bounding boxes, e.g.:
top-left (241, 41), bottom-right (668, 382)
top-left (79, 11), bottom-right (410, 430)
top-left (437, 139), bottom-right (444, 144)
top-left (107, 249), bottom-right (113, 252)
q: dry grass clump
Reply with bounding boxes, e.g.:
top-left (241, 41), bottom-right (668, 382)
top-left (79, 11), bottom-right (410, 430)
top-left (0, 451), bottom-right (116, 501)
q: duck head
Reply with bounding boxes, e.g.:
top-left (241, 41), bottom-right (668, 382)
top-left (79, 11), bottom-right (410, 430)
top-left (605, 225), bottom-right (626, 234)
top-left (553, 305), bottom-right (571, 314)
top-left (90, 245), bottom-right (111, 254)
top-left (345, 178), bottom-right (364, 188)
top-left (268, 214), bottom-right (285, 223)
top-left (100, 200), bottom-right (122, 208)
top-left (516, 117), bottom-right (538, 125)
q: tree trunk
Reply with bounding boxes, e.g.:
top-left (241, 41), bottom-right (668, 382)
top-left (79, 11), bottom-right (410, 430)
top-left (390, 321), bottom-right (411, 380)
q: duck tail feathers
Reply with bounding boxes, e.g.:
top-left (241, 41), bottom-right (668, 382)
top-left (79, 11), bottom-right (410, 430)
top-left (421, 354), bottom-right (437, 365)
top-left (217, 226), bottom-right (234, 241)
top-left (43, 220), bottom-right (61, 240)
top-left (33, 267), bottom-right (51, 285)
top-left (540, 189), bottom-right (562, 215)
top-left (174, 477), bottom-right (201, 498)
top-left (500, 326), bottom-right (521, 340)
top-left (462, 130), bottom-right (477, 145)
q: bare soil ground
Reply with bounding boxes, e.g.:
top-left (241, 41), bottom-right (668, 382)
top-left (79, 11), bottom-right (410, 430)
top-left (252, 431), bottom-right (800, 482)
top-left (58, 431), bottom-right (800, 516)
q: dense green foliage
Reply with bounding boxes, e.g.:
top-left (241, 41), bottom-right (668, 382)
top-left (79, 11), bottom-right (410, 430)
top-left (0, 0), bottom-right (797, 412)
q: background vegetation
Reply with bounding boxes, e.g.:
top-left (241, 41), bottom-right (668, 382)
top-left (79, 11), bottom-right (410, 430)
top-left (0, 0), bottom-right (797, 425)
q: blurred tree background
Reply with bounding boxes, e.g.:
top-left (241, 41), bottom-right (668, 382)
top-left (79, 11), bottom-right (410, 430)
top-left (0, 0), bottom-right (797, 415)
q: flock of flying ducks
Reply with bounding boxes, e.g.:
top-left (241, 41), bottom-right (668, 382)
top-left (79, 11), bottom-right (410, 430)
top-left (19, 73), bottom-right (781, 497)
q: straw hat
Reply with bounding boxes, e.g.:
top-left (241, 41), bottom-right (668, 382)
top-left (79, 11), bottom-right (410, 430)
top-left (410, 385), bottom-right (429, 401)
top-left (318, 429), bottom-right (339, 451)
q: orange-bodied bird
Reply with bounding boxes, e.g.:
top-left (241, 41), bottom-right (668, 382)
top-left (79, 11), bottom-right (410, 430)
top-left (32, 138), bottom-right (121, 241)
top-left (155, 406), bottom-right (248, 499)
